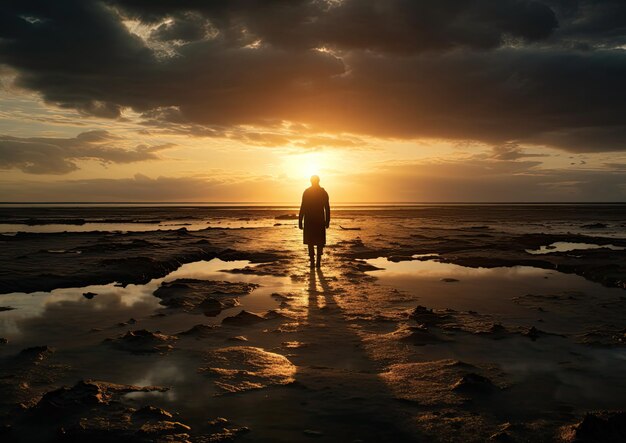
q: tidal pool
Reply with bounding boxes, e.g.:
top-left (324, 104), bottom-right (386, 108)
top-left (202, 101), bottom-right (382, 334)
top-left (364, 257), bottom-right (626, 411)
top-left (526, 241), bottom-right (625, 254)
top-left (0, 258), bottom-right (290, 349)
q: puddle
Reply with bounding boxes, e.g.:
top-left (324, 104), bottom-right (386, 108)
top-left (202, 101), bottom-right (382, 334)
top-left (364, 256), bottom-right (625, 333)
top-left (0, 258), bottom-right (290, 348)
top-left (0, 257), bottom-right (310, 431)
top-left (0, 218), bottom-right (297, 234)
top-left (526, 241), bottom-right (625, 254)
top-left (365, 257), bottom-right (626, 410)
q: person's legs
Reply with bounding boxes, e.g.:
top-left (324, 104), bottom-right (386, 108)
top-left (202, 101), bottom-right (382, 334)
top-left (316, 245), bottom-right (323, 268)
top-left (308, 244), bottom-right (315, 267)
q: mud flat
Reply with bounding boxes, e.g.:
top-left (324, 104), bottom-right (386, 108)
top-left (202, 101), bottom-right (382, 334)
top-left (1, 205), bottom-right (626, 442)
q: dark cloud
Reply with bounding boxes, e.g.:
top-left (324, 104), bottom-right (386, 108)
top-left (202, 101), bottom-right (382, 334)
top-left (139, 108), bottom-right (366, 149)
top-left (527, 126), bottom-right (626, 153)
top-left (109, 0), bottom-right (559, 52)
top-left (490, 144), bottom-right (549, 160)
top-left (546, 0), bottom-right (626, 47)
top-left (0, 131), bottom-right (173, 174)
top-left (288, 49), bottom-right (626, 149)
top-left (150, 12), bottom-right (212, 42)
top-left (0, 0), bottom-right (625, 152)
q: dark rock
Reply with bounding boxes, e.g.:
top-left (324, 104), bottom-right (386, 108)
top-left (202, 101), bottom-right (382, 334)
top-left (0, 306), bottom-right (15, 312)
top-left (354, 261), bottom-right (383, 272)
top-left (263, 310), bottom-right (290, 320)
top-left (452, 373), bottom-right (497, 394)
top-left (477, 323), bottom-right (508, 337)
top-left (388, 255), bottom-right (415, 262)
top-left (18, 345), bottom-right (54, 362)
top-left (560, 411), bottom-right (626, 443)
top-left (135, 420), bottom-right (191, 438)
top-left (36, 380), bottom-right (168, 412)
top-left (222, 310), bottom-right (266, 326)
top-left (441, 278), bottom-right (460, 283)
top-left (581, 223), bottom-right (608, 229)
top-left (178, 324), bottom-right (216, 337)
top-left (132, 405), bottom-right (173, 422)
top-left (409, 305), bottom-right (450, 326)
top-left (82, 292), bottom-right (97, 299)
top-left (490, 431), bottom-right (514, 442)
top-left (339, 226), bottom-right (361, 230)
top-left (489, 323), bottom-right (507, 333)
top-left (199, 297), bottom-right (230, 316)
top-left (208, 417), bottom-right (230, 427)
top-left (8, 380), bottom-right (191, 442)
top-left (228, 336), bottom-right (248, 342)
top-left (207, 416), bottom-right (251, 440)
top-left (578, 327), bottom-right (626, 347)
top-left (154, 279), bottom-right (256, 315)
top-left (105, 329), bottom-right (177, 353)
top-left (400, 325), bottom-right (445, 346)
top-left (522, 326), bottom-right (545, 340)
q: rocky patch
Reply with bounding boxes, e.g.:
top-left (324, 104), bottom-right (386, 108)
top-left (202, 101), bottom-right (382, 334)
top-left (3, 380), bottom-right (192, 442)
top-left (200, 346), bottom-right (296, 393)
top-left (381, 359), bottom-right (498, 406)
top-left (153, 279), bottom-right (257, 316)
top-left (560, 411), bottom-right (626, 443)
top-left (178, 324), bottom-right (216, 338)
top-left (221, 310), bottom-right (267, 326)
top-left (578, 327), bottom-right (626, 347)
top-left (104, 329), bottom-right (177, 354)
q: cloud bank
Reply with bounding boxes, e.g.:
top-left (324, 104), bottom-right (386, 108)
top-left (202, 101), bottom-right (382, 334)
top-left (2, 156), bottom-right (624, 202)
top-left (0, 0), bottom-right (624, 152)
top-left (0, 131), bottom-right (173, 174)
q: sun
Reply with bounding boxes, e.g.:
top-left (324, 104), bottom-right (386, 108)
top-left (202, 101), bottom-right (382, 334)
top-left (304, 159), bottom-right (320, 178)
top-left (283, 152), bottom-right (325, 180)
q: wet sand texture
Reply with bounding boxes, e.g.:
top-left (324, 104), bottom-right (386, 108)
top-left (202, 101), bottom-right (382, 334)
top-left (1, 205), bottom-right (626, 442)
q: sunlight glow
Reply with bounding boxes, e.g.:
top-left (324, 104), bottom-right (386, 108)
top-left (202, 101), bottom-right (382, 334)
top-left (282, 152), bottom-right (326, 181)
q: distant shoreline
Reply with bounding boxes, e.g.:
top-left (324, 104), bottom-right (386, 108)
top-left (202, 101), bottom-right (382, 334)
top-left (1, 201), bottom-right (626, 208)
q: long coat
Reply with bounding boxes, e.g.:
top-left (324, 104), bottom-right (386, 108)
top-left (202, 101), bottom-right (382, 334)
top-left (299, 186), bottom-right (330, 246)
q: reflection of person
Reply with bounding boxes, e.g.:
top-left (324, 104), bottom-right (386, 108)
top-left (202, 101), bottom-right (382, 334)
top-left (299, 175), bottom-right (330, 268)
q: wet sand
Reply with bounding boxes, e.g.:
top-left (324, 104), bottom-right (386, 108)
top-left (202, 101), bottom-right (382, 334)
top-left (1, 205), bottom-right (626, 442)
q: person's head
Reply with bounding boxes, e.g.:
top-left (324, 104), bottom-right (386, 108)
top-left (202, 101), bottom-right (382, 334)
top-left (310, 175), bottom-right (320, 186)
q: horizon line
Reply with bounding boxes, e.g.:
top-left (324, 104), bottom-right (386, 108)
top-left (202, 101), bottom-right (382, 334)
top-left (1, 201), bottom-right (626, 205)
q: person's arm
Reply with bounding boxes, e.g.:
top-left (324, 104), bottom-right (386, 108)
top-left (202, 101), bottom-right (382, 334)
top-left (298, 192), bottom-right (305, 230)
top-left (325, 191), bottom-right (330, 228)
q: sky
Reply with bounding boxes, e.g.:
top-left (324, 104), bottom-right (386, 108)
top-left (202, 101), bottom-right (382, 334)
top-left (1, 0), bottom-right (625, 202)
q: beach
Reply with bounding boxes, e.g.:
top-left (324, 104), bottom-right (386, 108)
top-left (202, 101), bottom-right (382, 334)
top-left (1, 204), bottom-right (625, 442)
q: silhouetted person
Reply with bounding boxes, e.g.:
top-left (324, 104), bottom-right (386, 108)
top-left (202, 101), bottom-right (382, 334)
top-left (299, 175), bottom-right (330, 268)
